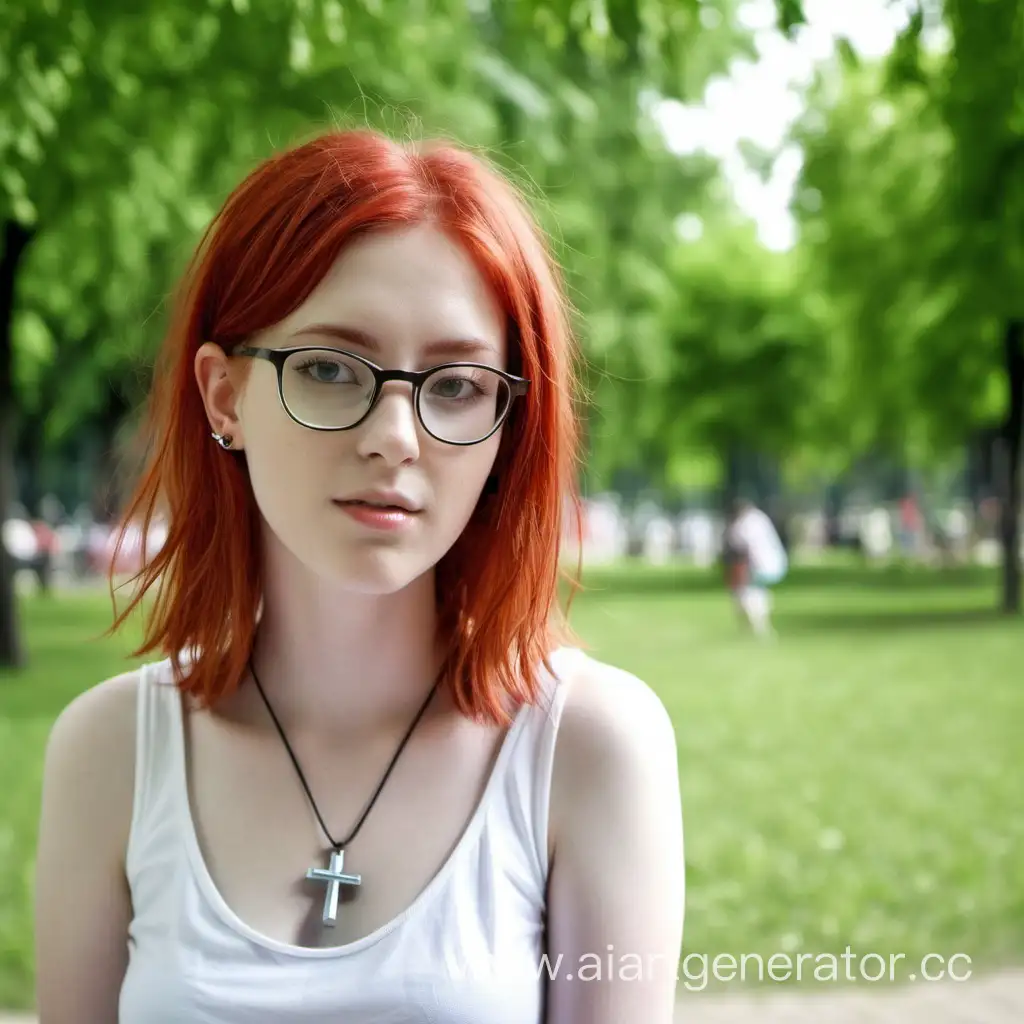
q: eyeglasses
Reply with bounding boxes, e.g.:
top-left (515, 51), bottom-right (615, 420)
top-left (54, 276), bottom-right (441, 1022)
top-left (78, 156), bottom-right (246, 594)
top-left (233, 345), bottom-right (530, 446)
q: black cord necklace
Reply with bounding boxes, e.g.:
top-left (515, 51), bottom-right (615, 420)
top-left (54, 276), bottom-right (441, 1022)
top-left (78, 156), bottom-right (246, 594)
top-left (248, 659), bottom-right (441, 928)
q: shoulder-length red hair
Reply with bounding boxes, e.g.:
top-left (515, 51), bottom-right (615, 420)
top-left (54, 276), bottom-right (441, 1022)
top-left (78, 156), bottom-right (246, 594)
top-left (108, 128), bottom-right (582, 725)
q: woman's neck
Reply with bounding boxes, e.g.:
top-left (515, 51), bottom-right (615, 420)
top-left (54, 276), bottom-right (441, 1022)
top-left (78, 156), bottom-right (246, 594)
top-left (241, 545), bottom-right (444, 739)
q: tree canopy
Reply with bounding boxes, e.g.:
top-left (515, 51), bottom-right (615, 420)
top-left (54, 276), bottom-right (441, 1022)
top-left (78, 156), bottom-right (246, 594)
top-left (0, 0), bottom-right (750, 666)
top-left (788, 0), bottom-right (1024, 609)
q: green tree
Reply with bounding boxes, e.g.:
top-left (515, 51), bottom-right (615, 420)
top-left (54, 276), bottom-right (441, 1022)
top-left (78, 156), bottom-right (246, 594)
top-left (791, 1), bottom-right (1024, 611)
top-left (589, 212), bottom-right (826, 495)
top-left (940, 0), bottom-right (1024, 610)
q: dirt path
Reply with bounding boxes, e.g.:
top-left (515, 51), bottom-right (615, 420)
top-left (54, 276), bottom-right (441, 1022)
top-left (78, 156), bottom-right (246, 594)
top-left (4, 967), bottom-right (1021, 1023)
top-left (675, 967), bottom-right (1024, 1022)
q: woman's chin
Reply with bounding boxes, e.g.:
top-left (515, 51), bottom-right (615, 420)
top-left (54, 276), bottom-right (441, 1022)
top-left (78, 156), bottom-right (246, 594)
top-left (311, 550), bottom-right (433, 597)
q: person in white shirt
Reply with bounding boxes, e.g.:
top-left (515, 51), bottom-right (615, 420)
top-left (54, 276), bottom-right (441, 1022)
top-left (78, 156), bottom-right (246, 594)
top-left (723, 499), bottom-right (788, 637)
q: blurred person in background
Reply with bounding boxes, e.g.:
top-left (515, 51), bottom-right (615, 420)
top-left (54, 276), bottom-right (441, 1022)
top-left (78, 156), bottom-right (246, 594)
top-left (34, 128), bottom-right (684, 1024)
top-left (724, 497), bottom-right (788, 638)
top-left (2, 504), bottom-right (54, 594)
top-left (29, 517), bottom-right (56, 594)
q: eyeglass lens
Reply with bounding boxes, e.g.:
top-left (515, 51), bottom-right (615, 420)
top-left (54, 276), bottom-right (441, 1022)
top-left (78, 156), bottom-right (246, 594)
top-left (281, 349), bottom-right (512, 443)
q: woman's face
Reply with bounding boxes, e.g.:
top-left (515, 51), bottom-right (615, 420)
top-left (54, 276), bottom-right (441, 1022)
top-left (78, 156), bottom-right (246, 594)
top-left (197, 223), bottom-right (508, 594)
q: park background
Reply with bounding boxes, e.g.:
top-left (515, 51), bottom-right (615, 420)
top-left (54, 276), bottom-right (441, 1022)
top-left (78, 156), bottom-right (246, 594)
top-left (1, 0), bottom-right (1022, 1019)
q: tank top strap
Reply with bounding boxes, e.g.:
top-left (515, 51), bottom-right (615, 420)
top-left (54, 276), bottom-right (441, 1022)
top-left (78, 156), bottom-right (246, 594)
top-left (497, 645), bottom-right (581, 892)
top-left (126, 657), bottom-right (186, 878)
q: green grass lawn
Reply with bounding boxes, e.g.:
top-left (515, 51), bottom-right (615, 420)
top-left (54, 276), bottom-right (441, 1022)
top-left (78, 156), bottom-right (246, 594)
top-left (1, 564), bottom-right (1023, 1007)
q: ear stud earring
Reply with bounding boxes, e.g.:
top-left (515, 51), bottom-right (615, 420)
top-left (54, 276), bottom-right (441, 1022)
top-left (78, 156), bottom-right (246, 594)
top-left (211, 431), bottom-right (234, 450)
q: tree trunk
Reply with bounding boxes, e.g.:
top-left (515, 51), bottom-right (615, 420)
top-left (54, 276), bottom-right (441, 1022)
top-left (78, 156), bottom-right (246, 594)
top-left (999, 318), bottom-right (1024, 613)
top-left (966, 428), bottom-right (994, 530)
top-left (0, 219), bottom-right (35, 669)
top-left (721, 444), bottom-right (743, 512)
top-left (92, 381), bottom-right (132, 521)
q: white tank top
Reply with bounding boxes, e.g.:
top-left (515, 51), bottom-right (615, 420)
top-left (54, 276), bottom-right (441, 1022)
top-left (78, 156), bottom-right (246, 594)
top-left (119, 648), bottom-right (577, 1023)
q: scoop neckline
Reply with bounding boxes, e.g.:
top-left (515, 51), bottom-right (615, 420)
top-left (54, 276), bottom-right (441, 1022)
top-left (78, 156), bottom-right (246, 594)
top-left (165, 663), bottom-right (532, 959)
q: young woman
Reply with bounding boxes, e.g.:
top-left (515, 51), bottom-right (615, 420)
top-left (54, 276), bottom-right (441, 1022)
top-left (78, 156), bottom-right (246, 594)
top-left (34, 128), bottom-right (684, 1023)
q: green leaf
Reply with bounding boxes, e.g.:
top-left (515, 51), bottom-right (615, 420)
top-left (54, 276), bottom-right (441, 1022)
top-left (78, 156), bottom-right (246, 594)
top-left (776, 0), bottom-right (805, 35)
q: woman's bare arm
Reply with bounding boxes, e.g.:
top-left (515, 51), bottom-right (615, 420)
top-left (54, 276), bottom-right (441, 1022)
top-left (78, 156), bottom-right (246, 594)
top-left (545, 658), bottom-right (685, 1023)
top-left (34, 671), bottom-right (138, 1023)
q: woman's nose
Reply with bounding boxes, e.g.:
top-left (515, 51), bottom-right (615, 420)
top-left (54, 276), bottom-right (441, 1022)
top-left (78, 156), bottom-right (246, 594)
top-left (353, 382), bottom-right (422, 465)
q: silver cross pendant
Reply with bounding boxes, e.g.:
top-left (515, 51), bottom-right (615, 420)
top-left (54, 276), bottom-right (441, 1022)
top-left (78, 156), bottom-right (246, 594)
top-left (306, 848), bottom-right (362, 927)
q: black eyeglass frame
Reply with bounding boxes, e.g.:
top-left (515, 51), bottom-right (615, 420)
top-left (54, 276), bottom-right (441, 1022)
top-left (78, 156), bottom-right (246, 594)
top-left (233, 345), bottom-right (530, 446)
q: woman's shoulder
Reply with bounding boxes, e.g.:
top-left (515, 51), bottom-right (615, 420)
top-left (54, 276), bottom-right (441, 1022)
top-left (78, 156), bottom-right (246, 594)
top-left (548, 649), bottom-right (677, 802)
top-left (39, 667), bottom-right (148, 866)
top-left (545, 649), bottom-right (681, 874)
top-left (553, 649), bottom-right (674, 753)
top-left (46, 667), bottom-right (142, 762)
top-left (42, 656), bottom-right (178, 810)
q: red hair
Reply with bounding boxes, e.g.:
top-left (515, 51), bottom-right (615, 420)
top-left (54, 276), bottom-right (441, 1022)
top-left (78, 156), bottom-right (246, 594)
top-left (108, 128), bottom-right (583, 725)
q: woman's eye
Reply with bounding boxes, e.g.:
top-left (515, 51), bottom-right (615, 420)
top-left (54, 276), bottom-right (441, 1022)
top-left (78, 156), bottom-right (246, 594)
top-left (433, 377), bottom-right (470, 399)
top-left (298, 360), bottom-right (348, 382)
top-left (311, 362), bottom-right (340, 382)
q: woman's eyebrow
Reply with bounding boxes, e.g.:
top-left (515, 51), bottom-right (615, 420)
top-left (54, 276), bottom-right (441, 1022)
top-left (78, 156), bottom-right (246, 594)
top-left (292, 323), bottom-right (500, 360)
top-left (420, 337), bottom-right (500, 360)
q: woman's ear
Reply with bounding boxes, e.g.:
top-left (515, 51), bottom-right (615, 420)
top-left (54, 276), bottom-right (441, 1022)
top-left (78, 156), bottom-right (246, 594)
top-left (195, 341), bottom-right (246, 451)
